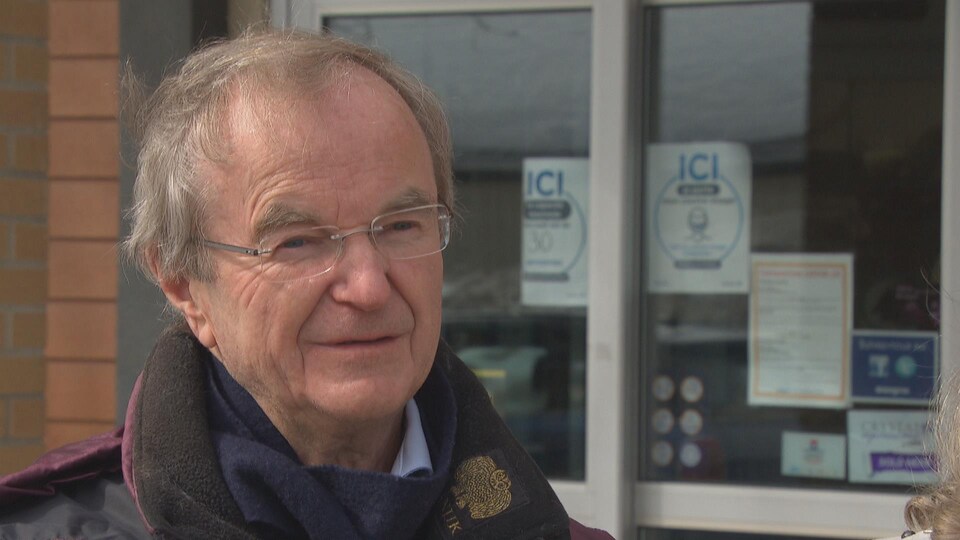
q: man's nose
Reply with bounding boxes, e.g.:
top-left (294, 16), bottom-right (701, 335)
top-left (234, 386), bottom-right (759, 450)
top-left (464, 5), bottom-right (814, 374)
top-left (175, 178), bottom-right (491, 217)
top-left (327, 230), bottom-right (391, 310)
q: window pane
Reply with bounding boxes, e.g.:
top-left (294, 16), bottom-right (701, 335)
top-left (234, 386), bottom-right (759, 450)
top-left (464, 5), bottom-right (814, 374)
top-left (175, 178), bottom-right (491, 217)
top-left (639, 0), bottom-right (943, 491)
top-left (328, 11), bottom-right (591, 480)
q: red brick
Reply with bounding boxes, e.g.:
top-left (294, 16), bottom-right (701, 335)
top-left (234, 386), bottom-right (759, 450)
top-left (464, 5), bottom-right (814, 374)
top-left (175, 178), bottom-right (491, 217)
top-left (10, 397), bottom-right (44, 438)
top-left (50, 59), bottom-right (117, 118)
top-left (12, 311), bottom-right (45, 349)
top-left (0, 180), bottom-right (46, 217)
top-left (49, 1), bottom-right (118, 56)
top-left (0, 268), bottom-right (47, 304)
top-left (0, 445), bottom-right (46, 476)
top-left (0, 357), bottom-right (45, 394)
top-left (13, 222), bottom-right (47, 261)
top-left (13, 134), bottom-right (47, 173)
top-left (45, 301), bottom-right (116, 359)
top-left (48, 240), bottom-right (117, 299)
top-left (0, 42), bottom-right (7, 79)
top-left (48, 180), bottom-right (119, 238)
top-left (0, 89), bottom-right (47, 128)
top-left (13, 43), bottom-right (48, 84)
top-left (45, 420), bottom-right (114, 450)
top-left (46, 360), bottom-right (115, 421)
top-left (0, 0), bottom-right (47, 38)
top-left (0, 222), bottom-right (9, 258)
top-left (48, 120), bottom-right (119, 177)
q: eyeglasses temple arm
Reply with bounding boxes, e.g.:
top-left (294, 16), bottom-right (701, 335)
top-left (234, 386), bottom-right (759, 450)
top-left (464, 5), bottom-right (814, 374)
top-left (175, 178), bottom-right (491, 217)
top-left (202, 239), bottom-right (268, 257)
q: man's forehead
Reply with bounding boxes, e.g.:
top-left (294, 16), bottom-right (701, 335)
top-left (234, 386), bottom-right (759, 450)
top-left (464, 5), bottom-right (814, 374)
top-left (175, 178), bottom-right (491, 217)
top-left (214, 67), bottom-right (420, 174)
top-left (225, 65), bottom-right (408, 132)
top-left (202, 66), bottom-right (434, 228)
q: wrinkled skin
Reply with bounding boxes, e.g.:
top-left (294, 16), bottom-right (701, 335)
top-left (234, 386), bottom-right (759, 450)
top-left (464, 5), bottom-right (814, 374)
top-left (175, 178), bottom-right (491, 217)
top-left (159, 67), bottom-right (443, 470)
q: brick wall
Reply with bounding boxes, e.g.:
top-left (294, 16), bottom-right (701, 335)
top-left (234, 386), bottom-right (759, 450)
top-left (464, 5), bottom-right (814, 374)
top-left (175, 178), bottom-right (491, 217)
top-left (1, 0), bottom-right (269, 474)
top-left (44, 0), bottom-right (120, 452)
top-left (0, 0), bottom-right (49, 474)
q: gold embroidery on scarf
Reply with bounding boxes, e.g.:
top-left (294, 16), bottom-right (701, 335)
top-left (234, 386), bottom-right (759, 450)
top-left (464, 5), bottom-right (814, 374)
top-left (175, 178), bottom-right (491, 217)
top-left (450, 455), bottom-right (512, 520)
top-left (441, 497), bottom-right (464, 535)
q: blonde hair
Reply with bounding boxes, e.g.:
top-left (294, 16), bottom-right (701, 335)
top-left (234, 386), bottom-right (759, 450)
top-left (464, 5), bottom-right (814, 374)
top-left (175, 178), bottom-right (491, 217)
top-left (906, 370), bottom-right (960, 536)
top-left (124, 29), bottom-right (454, 283)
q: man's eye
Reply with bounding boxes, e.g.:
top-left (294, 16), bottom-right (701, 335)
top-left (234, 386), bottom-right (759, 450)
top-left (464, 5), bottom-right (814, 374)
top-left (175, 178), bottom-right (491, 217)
top-left (279, 238), bottom-right (307, 249)
top-left (275, 235), bottom-right (325, 251)
top-left (384, 220), bottom-right (418, 232)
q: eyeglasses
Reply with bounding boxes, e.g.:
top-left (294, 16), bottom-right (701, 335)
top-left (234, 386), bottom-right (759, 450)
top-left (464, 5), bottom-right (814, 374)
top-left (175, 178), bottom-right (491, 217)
top-left (202, 204), bottom-right (451, 282)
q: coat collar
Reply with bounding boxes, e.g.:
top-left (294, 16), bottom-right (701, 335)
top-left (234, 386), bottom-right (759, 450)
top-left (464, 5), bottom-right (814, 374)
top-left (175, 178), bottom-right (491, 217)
top-left (124, 325), bottom-right (570, 539)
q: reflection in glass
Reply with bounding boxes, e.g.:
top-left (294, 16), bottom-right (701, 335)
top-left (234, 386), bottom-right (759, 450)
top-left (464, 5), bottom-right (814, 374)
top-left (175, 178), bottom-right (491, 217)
top-left (328, 11), bottom-right (591, 479)
top-left (639, 1), bottom-right (944, 490)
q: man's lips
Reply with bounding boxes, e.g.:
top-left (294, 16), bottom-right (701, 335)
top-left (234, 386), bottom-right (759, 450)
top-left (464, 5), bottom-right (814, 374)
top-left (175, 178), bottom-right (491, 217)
top-left (321, 335), bottom-right (398, 346)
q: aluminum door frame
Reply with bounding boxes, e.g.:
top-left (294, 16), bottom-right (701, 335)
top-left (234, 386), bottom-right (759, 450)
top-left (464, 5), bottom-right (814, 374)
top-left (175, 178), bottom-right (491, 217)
top-left (271, 0), bottom-right (960, 537)
top-left (271, 0), bottom-right (637, 537)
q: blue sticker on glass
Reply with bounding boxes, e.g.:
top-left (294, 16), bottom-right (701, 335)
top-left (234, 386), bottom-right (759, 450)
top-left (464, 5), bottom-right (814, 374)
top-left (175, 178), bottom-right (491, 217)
top-left (851, 331), bottom-right (938, 404)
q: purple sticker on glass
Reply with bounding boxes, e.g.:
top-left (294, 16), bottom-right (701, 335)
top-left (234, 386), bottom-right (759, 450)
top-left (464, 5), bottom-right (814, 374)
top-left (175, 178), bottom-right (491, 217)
top-left (870, 452), bottom-right (933, 475)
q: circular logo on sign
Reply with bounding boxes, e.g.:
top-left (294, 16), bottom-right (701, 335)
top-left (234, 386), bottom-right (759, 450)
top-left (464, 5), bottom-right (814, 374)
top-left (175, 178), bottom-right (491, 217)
top-left (679, 409), bottom-right (704, 436)
top-left (651, 408), bottom-right (675, 435)
top-left (652, 161), bottom-right (745, 266)
top-left (680, 376), bottom-right (704, 403)
top-left (652, 375), bottom-right (676, 402)
top-left (651, 441), bottom-right (674, 467)
top-left (895, 355), bottom-right (918, 378)
top-left (679, 442), bottom-right (703, 468)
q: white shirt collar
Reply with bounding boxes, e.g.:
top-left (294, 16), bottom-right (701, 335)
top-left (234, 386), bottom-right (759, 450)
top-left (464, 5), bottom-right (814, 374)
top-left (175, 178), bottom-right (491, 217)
top-left (390, 399), bottom-right (433, 477)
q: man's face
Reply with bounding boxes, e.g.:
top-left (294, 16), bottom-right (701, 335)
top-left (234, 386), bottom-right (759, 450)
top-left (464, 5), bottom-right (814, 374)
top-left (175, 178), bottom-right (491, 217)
top-left (182, 69), bottom-right (443, 430)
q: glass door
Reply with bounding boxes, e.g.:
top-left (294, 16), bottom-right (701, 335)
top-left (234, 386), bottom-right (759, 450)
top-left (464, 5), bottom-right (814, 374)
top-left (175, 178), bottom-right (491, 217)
top-left (326, 8), bottom-right (592, 481)
top-left (635, 1), bottom-right (953, 537)
top-left (276, 1), bottom-right (635, 535)
top-left (276, 0), bottom-right (960, 537)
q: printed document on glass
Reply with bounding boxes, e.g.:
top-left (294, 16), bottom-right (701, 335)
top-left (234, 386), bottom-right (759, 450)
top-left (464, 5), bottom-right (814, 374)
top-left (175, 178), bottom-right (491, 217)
top-left (646, 142), bottom-right (751, 294)
top-left (521, 157), bottom-right (589, 307)
top-left (848, 409), bottom-right (935, 485)
top-left (781, 431), bottom-right (846, 480)
top-left (748, 253), bottom-right (853, 408)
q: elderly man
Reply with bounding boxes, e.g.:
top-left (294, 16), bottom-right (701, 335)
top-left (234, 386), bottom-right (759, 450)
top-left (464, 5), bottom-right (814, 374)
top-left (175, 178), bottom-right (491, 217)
top-left (0, 31), bottom-right (610, 540)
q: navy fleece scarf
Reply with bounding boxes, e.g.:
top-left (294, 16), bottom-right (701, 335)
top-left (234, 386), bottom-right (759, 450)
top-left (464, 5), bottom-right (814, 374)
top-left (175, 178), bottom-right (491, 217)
top-left (204, 357), bottom-right (456, 540)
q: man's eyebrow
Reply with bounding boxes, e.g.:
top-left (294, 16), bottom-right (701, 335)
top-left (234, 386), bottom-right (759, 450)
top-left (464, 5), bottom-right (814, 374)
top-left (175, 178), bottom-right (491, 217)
top-left (382, 189), bottom-right (436, 212)
top-left (253, 204), bottom-right (322, 241)
top-left (253, 188), bottom-right (437, 240)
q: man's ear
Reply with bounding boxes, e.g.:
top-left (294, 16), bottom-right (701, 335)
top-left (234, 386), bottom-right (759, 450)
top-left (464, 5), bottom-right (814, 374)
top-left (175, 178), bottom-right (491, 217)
top-left (150, 259), bottom-right (218, 349)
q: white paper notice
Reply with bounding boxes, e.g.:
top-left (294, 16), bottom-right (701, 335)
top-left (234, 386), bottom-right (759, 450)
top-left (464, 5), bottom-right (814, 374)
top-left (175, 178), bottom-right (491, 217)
top-left (748, 253), bottom-right (853, 408)
top-left (646, 142), bottom-right (751, 294)
top-left (781, 431), bottom-right (846, 480)
top-left (848, 410), bottom-right (936, 485)
top-left (521, 158), bottom-right (589, 307)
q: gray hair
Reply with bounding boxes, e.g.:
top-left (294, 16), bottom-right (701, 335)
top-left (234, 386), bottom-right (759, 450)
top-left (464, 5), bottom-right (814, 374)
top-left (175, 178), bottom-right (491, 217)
top-left (124, 29), bottom-right (454, 283)
top-left (906, 369), bottom-right (960, 535)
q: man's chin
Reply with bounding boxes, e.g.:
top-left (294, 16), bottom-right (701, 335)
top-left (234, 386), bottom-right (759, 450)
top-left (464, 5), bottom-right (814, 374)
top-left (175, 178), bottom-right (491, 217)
top-left (304, 383), bottom-right (412, 423)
